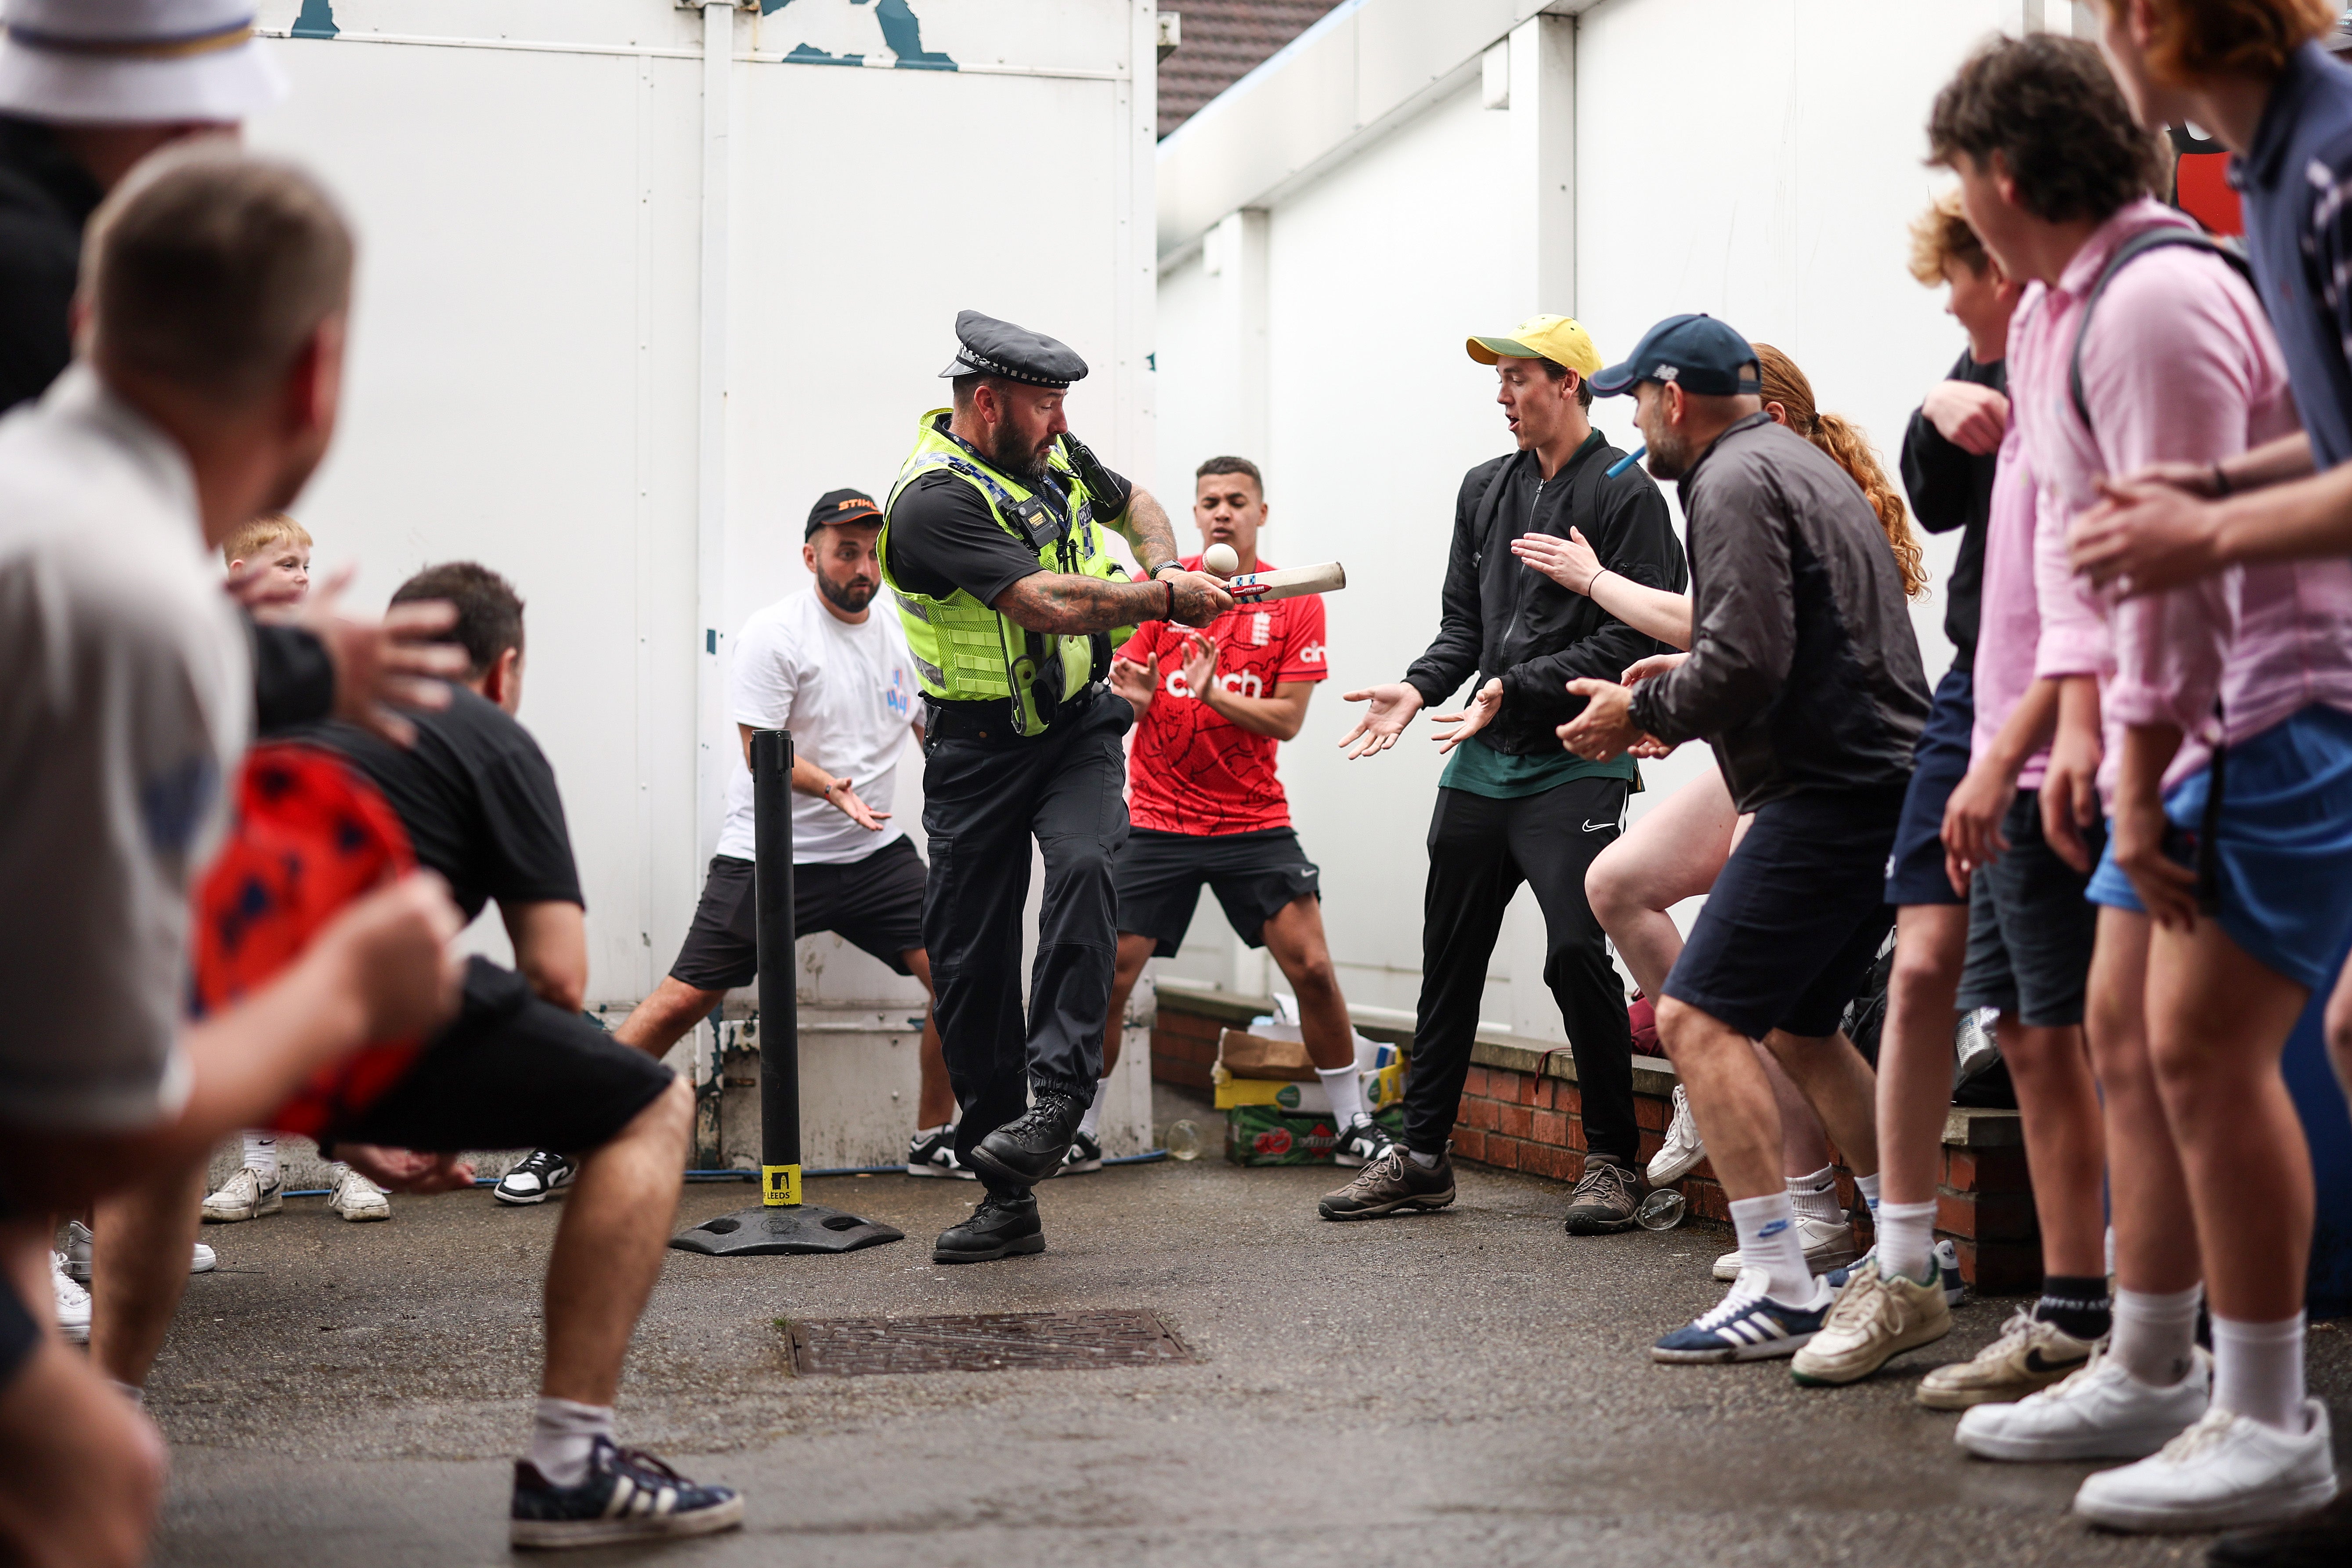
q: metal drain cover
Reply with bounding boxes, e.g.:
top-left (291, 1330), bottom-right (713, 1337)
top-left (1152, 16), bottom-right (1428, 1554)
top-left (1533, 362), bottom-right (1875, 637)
top-left (784, 1308), bottom-right (1193, 1377)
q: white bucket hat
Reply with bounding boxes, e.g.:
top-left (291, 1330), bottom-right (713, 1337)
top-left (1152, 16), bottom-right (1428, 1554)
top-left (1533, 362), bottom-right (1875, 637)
top-left (0, 0), bottom-right (288, 124)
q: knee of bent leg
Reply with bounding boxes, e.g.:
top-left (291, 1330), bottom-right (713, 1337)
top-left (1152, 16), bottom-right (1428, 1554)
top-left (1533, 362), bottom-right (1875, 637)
top-left (639, 1073), bottom-right (695, 1145)
top-left (1583, 844), bottom-right (1638, 925)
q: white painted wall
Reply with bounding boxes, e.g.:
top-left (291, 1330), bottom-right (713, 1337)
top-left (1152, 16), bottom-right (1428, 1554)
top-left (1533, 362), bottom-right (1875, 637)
top-left (1151, 0), bottom-right (2076, 1040)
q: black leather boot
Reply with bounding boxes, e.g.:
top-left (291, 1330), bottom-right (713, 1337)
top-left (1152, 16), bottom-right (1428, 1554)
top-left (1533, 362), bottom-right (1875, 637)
top-left (932, 1191), bottom-right (1044, 1264)
top-left (967, 1089), bottom-right (1090, 1190)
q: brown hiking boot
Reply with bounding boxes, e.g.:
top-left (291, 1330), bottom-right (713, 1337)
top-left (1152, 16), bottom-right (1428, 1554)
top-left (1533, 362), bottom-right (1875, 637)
top-left (1317, 1144), bottom-right (1455, 1221)
top-left (1562, 1153), bottom-right (1641, 1234)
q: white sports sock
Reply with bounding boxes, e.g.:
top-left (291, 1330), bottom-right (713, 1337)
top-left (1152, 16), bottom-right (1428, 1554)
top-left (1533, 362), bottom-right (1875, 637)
top-left (1727, 1192), bottom-right (1813, 1302)
top-left (1876, 1199), bottom-right (1938, 1285)
top-left (1787, 1165), bottom-right (1843, 1227)
top-left (1077, 1080), bottom-right (1108, 1141)
top-left (1317, 1065), bottom-right (1368, 1127)
top-left (2211, 1313), bottom-right (2305, 1432)
top-left (1408, 1148), bottom-right (1440, 1170)
top-left (2111, 1284), bottom-right (2202, 1390)
top-left (529, 1397), bottom-right (614, 1489)
top-left (1854, 1171), bottom-right (1881, 1212)
top-left (242, 1132), bottom-right (278, 1182)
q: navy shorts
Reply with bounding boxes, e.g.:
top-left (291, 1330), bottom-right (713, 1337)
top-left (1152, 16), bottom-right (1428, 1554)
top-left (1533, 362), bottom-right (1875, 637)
top-left (1115, 826), bottom-right (1320, 957)
top-left (1666, 786), bottom-right (1905, 1039)
top-left (669, 837), bottom-right (927, 990)
top-left (1884, 666), bottom-right (1974, 907)
top-left (1956, 789), bottom-right (2102, 1027)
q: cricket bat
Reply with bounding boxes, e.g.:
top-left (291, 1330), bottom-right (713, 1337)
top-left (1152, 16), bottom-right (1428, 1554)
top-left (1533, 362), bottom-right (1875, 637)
top-left (1227, 561), bottom-right (1345, 602)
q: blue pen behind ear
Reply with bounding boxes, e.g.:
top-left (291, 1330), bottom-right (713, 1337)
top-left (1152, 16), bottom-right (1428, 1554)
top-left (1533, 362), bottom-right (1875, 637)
top-left (1606, 445), bottom-right (1647, 478)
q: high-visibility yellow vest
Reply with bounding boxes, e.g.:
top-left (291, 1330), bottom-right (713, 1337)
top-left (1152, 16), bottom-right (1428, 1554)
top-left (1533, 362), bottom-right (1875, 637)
top-left (879, 411), bottom-right (1133, 737)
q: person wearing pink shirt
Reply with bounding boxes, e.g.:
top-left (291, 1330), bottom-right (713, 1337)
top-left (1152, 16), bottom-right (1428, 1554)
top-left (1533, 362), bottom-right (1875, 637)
top-left (1926, 33), bottom-right (2352, 1533)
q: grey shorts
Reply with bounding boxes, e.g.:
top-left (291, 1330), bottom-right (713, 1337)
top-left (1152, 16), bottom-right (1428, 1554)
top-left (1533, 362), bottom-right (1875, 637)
top-left (1955, 789), bottom-right (2102, 1028)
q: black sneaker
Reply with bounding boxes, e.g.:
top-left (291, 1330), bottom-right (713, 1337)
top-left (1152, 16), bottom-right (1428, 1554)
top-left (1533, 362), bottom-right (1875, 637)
top-left (1318, 1145), bottom-right (1455, 1221)
top-left (509, 1436), bottom-right (743, 1549)
top-left (933, 1191), bottom-right (1044, 1264)
top-left (1562, 1153), bottom-right (1641, 1234)
top-left (494, 1149), bottom-right (578, 1207)
top-left (1058, 1130), bottom-right (1103, 1176)
top-left (967, 1090), bottom-right (1089, 1189)
top-left (1332, 1115), bottom-right (1394, 1168)
top-left (906, 1127), bottom-right (976, 1180)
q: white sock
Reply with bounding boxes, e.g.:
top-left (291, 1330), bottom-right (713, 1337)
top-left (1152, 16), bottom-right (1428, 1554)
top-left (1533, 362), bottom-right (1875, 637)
top-left (2211, 1312), bottom-right (2305, 1432)
top-left (1408, 1148), bottom-right (1440, 1170)
top-left (1077, 1080), bottom-right (1108, 1141)
top-left (242, 1133), bottom-right (278, 1182)
top-left (529, 1396), bottom-right (614, 1489)
top-left (1727, 1192), bottom-right (1814, 1302)
top-left (1854, 1171), bottom-right (1881, 1212)
top-left (1787, 1165), bottom-right (1843, 1227)
top-left (1876, 1199), bottom-right (1938, 1285)
top-left (2111, 1284), bottom-right (2202, 1390)
top-left (1317, 1064), bottom-right (1368, 1127)
top-left (111, 1380), bottom-right (145, 1407)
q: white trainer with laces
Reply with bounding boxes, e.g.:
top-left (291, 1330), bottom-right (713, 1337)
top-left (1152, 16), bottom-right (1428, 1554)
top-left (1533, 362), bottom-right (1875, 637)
top-left (1712, 1213), bottom-right (1859, 1280)
top-left (2072, 1402), bottom-right (2338, 1533)
top-left (1647, 1085), bottom-right (1706, 1185)
top-left (329, 1165), bottom-right (391, 1222)
top-left (51, 1252), bottom-right (90, 1345)
top-left (201, 1165), bottom-right (284, 1224)
top-left (1955, 1344), bottom-right (2210, 1461)
top-left (64, 1219), bottom-right (215, 1279)
top-left (1790, 1254), bottom-right (1951, 1385)
top-left (1916, 1309), bottom-right (2094, 1410)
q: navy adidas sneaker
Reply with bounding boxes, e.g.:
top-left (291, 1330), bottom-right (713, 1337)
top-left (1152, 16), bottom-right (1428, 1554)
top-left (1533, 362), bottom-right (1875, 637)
top-left (510, 1436), bottom-right (744, 1550)
top-left (1652, 1275), bottom-right (1833, 1364)
top-left (1829, 1238), bottom-right (1965, 1307)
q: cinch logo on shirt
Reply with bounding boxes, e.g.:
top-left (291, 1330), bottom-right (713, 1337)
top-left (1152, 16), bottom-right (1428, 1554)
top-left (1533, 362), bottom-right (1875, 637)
top-left (1167, 666), bottom-right (1267, 701)
top-left (1294, 640), bottom-right (1326, 665)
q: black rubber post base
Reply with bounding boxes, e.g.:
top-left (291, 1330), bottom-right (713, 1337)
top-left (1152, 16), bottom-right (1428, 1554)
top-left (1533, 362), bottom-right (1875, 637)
top-left (668, 1203), bottom-right (904, 1256)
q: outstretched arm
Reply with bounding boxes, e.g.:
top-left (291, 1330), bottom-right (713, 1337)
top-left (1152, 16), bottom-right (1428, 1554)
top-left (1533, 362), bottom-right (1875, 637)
top-left (994, 569), bottom-right (1231, 634)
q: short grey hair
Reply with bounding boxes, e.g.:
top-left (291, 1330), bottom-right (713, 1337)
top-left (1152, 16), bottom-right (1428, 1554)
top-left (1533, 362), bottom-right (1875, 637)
top-left (84, 144), bottom-right (354, 404)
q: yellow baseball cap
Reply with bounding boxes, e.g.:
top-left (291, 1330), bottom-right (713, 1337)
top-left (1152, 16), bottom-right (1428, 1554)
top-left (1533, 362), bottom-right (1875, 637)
top-left (1466, 314), bottom-right (1602, 376)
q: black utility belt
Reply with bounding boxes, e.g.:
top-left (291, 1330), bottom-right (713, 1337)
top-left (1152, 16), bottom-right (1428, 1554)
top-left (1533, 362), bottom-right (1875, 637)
top-left (925, 683), bottom-right (1105, 744)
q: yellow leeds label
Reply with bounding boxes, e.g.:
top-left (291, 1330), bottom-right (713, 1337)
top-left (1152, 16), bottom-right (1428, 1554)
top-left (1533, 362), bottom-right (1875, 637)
top-left (762, 1164), bottom-right (802, 1207)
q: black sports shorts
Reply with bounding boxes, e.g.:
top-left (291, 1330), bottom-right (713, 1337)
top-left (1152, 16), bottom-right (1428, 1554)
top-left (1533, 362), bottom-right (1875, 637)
top-left (668, 836), bottom-right (927, 991)
top-left (1666, 786), bottom-right (1905, 1040)
top-left (324, 958), bottom-right (674, 1156)
top-left (1115, 826), bottom-right (1320, 958)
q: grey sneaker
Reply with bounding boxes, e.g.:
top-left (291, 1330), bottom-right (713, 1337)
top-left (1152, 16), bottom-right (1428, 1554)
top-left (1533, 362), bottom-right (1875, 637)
top-left (1318, 1145), bottom-right (1455, 1221)
top-left (1562, 1153), bottom-right (1641, 1235)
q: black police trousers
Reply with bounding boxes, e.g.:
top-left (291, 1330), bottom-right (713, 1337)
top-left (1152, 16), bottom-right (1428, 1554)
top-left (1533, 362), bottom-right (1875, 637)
top-left (1403, 776), bottom-right (1638, 1165)
top-left (920, 688), bottom-right (1132, 1190)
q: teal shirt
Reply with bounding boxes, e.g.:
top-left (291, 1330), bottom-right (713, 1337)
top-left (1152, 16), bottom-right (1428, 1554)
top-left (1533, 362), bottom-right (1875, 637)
top-left (1439, 733), bottom-right (1637, 800)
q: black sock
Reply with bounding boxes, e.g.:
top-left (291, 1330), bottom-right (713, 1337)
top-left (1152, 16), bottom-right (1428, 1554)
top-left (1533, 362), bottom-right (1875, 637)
top-left (2034, 1274), bottom-right (2111, 1341)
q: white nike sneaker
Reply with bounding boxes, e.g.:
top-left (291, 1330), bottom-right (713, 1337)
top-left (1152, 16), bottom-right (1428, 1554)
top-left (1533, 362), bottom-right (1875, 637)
top-left (1713, 1213), bottom-right (1859, 1280)
top-left (64, 1218), bottom-right (214, 1279)
top-left (1647, 1085), bottom-right (1707, 1185)
top-left (2073, 1402), bottom-right (2338, 1533)
top-left (329, 1165), bottom-right (390, 1222)
top-left (202, 1165), bottom-right (284, 1224)
top-left (1955, 1344), bottom-right (2209, 1461)
top-left (51, 1252), bottom-right (90, 1345)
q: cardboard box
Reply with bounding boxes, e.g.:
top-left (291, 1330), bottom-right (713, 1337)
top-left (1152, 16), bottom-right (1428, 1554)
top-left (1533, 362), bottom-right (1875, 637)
top-left (1224, 1104), bottom-right (1404, 1166)
top-left (1213, 1062), bottom-right (1405, 1114)
top-left (1216, 1027), bottom-right (1318, 1082)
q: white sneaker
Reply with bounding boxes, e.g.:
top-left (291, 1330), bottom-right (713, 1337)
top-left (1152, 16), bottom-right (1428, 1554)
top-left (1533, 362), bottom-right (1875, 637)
top-left (190, 1242), bottom-right (217, 1274)
top-left (1713, 1213), bottom-right (1859, 1280)
top-left (201, 1165), bottom-right (284, 1224)
top-left (2073, 1402), bottom-right (2338, 1533)
top-left (51, 1252), bottom-right (90, 1344)
top-left (329, 1165), bottom-right (390, 1222)
top-left (1647, 1085), bottom-right (1706, 1185)
top-left (1955, 1344), bottom-right (2210, 1461)
top-left (65, 1219), bottom-right (216, 1279)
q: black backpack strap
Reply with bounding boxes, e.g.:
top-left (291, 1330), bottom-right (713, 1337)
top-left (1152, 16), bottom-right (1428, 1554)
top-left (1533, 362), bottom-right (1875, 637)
top-left (2068, 229), bottom-right (2254, 436)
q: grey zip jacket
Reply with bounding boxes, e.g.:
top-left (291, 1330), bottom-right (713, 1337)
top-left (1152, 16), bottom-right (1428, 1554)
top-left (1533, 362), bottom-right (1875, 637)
top-left (1626, 413), bottom-right (1929, 812)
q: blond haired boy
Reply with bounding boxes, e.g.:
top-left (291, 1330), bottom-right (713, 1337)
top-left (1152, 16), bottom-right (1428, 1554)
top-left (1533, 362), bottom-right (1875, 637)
top-left (222, 512), bottom-right (312, 604)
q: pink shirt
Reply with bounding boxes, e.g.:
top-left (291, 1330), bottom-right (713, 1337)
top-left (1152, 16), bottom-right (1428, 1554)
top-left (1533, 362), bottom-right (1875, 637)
top-left (1968, 414), bottom-right (2049, 788)
top-left (2010, 199), bottom-right (2352, 796)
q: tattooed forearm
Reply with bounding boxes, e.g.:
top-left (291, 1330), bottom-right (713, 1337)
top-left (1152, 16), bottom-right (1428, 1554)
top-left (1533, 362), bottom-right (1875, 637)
top-left (994, 572), bottom-right (1166, 635)
top-left (1119, 487), bottom-right (1179, 576)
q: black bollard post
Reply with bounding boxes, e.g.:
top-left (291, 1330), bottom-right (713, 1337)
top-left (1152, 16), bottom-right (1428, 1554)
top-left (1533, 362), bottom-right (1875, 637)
top-left (668, 729), bottom-right (902, 1256)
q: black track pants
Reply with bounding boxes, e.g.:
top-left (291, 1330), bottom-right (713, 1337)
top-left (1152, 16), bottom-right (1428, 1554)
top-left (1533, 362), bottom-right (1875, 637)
top-left (920, 691), bottom-right (1131, 1192)
top-left (1404, 777), bottom-right (1637, 1163)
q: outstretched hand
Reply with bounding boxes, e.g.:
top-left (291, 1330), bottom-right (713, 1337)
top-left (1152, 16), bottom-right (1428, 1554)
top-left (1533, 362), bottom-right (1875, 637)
top-left (1337, 683), bottom-right (1423, 759)
top-left (1558, 678), bottom-right (1642, 761)
top-left (336, 1143), bottom-right (477, 1194)
top-left (1430, 677), bottom-right (1503, 756)
top-left (1510, 528), bottom-right (1604, 595)
top-left (303, 567), bottom-right (470, 748)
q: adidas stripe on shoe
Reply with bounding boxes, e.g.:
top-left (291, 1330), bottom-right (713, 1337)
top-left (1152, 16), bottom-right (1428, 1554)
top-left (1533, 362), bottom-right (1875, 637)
top-left (1652, 1272), bottom-right (1833, 1364)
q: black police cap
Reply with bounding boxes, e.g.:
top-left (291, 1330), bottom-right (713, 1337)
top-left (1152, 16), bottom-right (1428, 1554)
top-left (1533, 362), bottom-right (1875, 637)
top-left (938, 309), bottom-right (1089, 388)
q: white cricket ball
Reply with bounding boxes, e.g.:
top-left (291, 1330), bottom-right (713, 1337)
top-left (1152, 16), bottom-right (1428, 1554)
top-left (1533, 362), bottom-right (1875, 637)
top-left (1203, 543), bottom-right (1240, 575)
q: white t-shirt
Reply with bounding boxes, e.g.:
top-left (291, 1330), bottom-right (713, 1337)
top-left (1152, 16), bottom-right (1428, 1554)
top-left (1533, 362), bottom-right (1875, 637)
top-left (0, 367), bottom-right (252, 1131)
top-left (717, 589), bottom-right (920, 865)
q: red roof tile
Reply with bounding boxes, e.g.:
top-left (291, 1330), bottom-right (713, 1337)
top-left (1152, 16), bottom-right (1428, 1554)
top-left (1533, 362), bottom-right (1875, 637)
top-left (1160, 2), bottom-right (1341, 137)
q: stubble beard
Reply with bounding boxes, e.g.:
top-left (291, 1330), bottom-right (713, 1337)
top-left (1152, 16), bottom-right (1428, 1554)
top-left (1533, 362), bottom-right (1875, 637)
top-left (819, 572), bottom-right (877, 614)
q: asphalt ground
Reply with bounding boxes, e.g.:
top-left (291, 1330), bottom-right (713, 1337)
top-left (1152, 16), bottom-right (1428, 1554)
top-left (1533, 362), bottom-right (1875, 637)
top-left (151, 1085), bottom-right (2348, 1568)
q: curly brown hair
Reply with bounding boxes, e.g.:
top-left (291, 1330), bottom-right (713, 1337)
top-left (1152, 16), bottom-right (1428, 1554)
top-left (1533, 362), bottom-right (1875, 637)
top-left (1926, 33), bottom-right (2164, 225)
top-left (1907, 189), bottom-right (1991, 287)
top-left (2094, 0), bottom-right (2335, 80)
top-left (1752, 344), bottom-right (1929, 600)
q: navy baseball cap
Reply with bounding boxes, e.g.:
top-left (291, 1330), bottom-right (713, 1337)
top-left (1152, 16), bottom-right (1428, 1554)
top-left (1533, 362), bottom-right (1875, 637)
top-left (1590, 314), bottom-right (1763, 398)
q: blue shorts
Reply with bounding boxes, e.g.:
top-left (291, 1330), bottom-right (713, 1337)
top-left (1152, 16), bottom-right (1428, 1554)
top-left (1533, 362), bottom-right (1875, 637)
top-left (2087, 704), bottom-right (2352, 993)
top-left (1884, 666), bottom-right (1974, 907)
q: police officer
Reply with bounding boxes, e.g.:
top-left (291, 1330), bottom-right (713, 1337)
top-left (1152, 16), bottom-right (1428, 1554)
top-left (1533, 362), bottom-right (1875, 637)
top-left (881, 312), bottom-right (1231, 1264)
